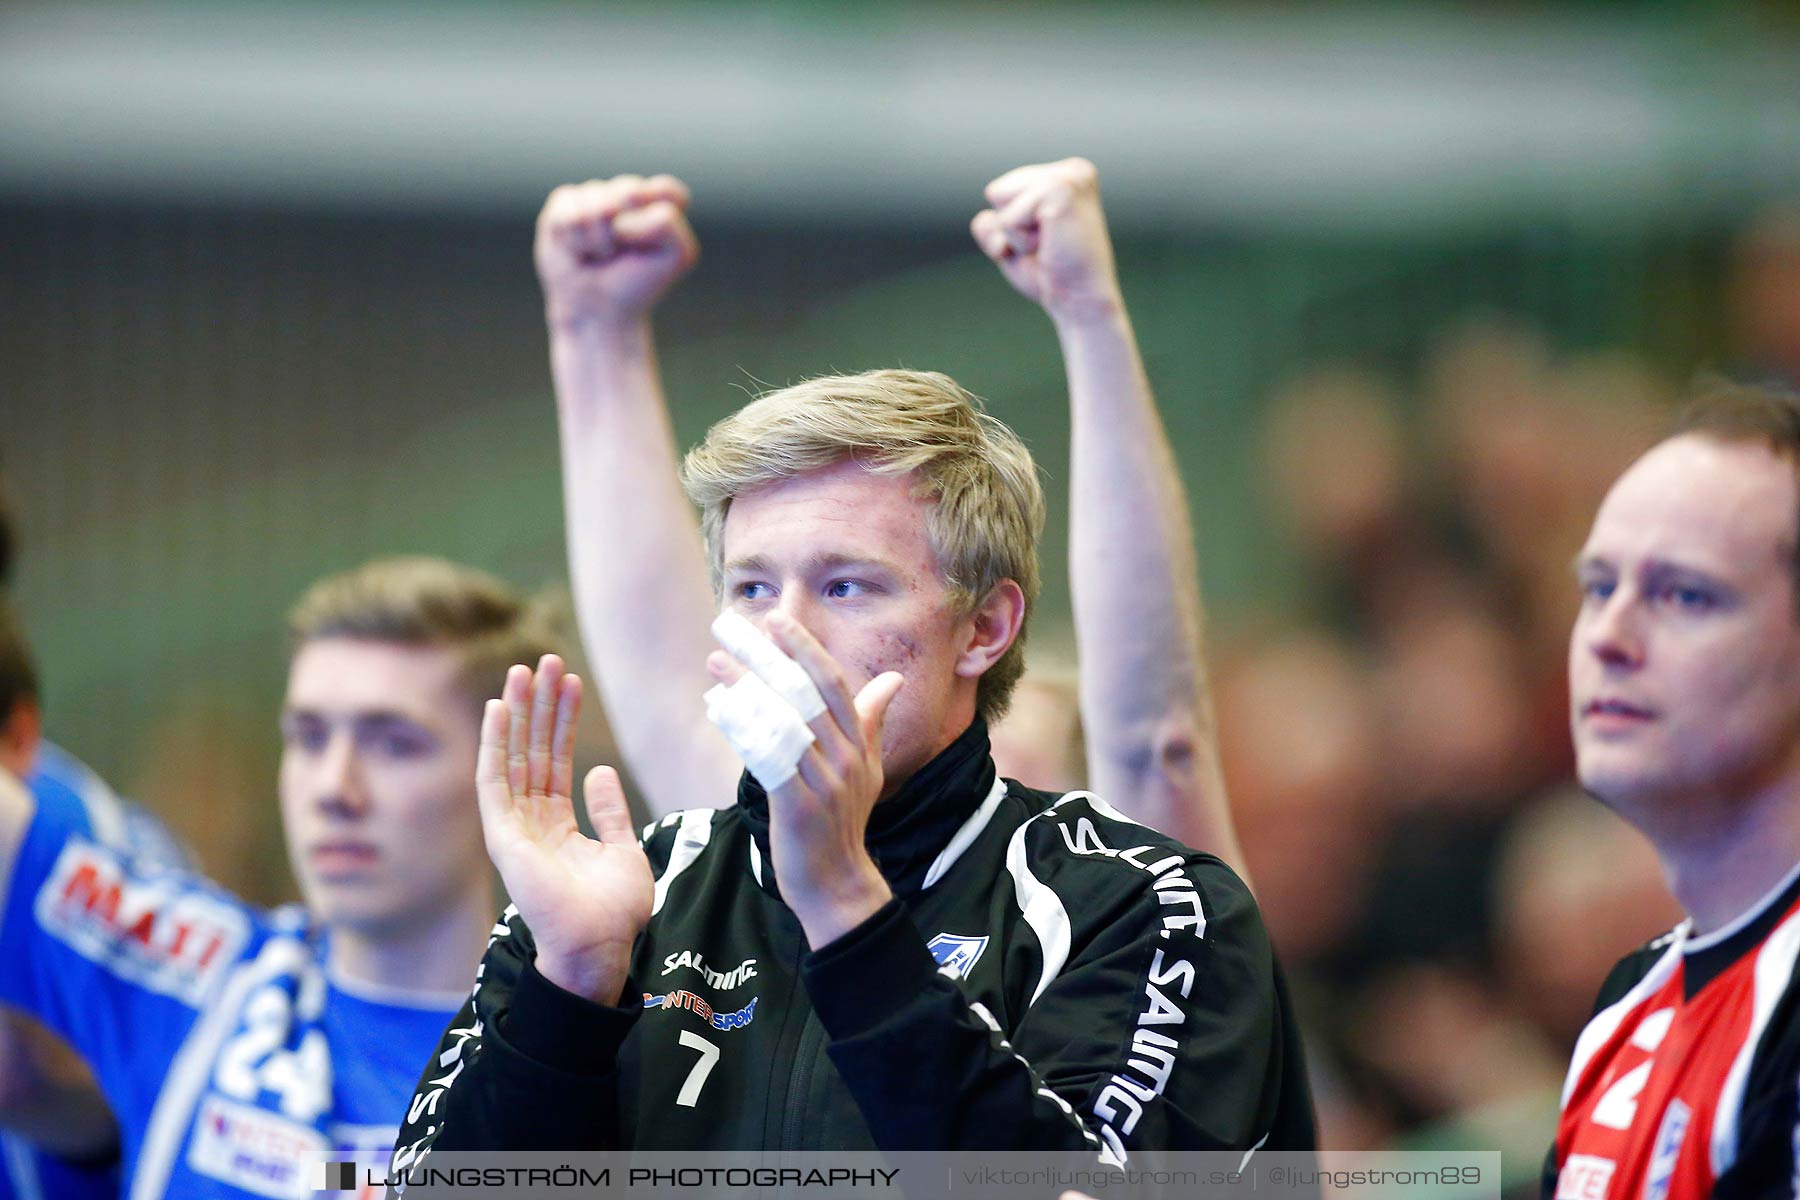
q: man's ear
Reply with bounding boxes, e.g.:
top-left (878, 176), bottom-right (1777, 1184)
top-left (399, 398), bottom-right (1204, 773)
top-left (954, 580), bottom-right (1026, 680)
top-left (0, 697), bottom-right (41, 778)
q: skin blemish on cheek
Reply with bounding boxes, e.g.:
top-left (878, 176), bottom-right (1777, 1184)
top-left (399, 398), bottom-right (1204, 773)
top-left (859, 631), bottom-right (925, 679)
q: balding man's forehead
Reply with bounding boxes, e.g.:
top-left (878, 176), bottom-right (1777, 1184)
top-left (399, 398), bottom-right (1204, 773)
top-left (1589, 435), bottom-right (1798, 576)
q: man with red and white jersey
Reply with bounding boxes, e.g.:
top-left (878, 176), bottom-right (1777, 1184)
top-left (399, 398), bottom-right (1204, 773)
top-left (1548, 382), bottom-right (1800, 1198)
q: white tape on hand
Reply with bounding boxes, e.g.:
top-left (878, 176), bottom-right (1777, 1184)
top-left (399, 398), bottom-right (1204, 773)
top-left (704, 673), bottom-right (816, 790)
top-left (710, 610), bottom-right (827, 722)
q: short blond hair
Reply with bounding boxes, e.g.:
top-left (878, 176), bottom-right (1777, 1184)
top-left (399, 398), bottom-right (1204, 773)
top-left (681, 369), bottom-right (1045, 721)
top-left (288, 557), bottom-right (562, 708)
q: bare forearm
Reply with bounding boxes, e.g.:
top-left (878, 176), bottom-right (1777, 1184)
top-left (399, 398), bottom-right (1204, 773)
top-left (551, 319), bottom-right (739, 814)
top-left (1057, 304), bottom-right (1241, 867)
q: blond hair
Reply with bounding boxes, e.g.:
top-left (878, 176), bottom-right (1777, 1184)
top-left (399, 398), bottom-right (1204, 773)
top-left (288, 556), bottom-right (562, 708)
top-left (681, 369), bottom-right (1045, 721)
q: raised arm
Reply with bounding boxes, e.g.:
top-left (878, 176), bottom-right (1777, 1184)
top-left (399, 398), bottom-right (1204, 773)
top-left (536, 176), bottom-right (741, 816)
top-left (971, 159), bottom-right (1243, 869)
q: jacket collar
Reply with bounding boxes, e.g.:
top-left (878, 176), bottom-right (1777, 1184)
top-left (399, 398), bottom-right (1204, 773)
top-left (736, 719), bottom-right (996, 899)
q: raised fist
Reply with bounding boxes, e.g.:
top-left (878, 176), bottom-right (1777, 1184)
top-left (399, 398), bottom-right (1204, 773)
top-left (970, 157), bottom-right (1123, 323)
top-left (535, 174), bottom-right (699, 329)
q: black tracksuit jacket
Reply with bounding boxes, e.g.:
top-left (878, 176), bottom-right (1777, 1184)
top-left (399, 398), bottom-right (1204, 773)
top-left (391, 722), bottom-right (1315, 1164)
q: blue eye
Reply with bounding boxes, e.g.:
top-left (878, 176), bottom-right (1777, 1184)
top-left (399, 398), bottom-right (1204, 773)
top-left (1665, 586), bottom-right (1715, 612)
top-left (362, 723), bottom-right (436, 759)
top-left (282, 719), bottom-right (328, 752)
top-left (735, 581), bottom-right (771, 602)
top-left (826, 580), bottom-right (861, 599)
top-left (1579, 578), bottom-right (1614, 602)
top-left (378, 733), bottom-right (432, 758)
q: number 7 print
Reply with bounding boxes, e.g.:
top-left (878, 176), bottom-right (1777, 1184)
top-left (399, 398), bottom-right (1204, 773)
top-left (675, 1030), bottom-right (719, 1108)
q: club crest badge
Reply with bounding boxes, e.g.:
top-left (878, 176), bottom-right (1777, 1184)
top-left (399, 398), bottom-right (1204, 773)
top-left (926, 932), bottom-right (990, 980)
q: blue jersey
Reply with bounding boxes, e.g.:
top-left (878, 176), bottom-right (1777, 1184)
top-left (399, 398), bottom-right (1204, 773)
top-left (26, 744), bottom-right (192, 875)
top-left (1, 776), bottom-right (461, 1200)
top-left (0, 1133), bottom-right (114, 1200)
top-left (2, 743), bottom-right (194, 1200)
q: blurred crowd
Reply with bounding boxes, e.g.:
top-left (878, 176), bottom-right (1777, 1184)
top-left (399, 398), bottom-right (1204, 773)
top-left (1218, 202), bottom-right (1800, 1191)
top-left (1224, 321), bottom-right (1674, 1186)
